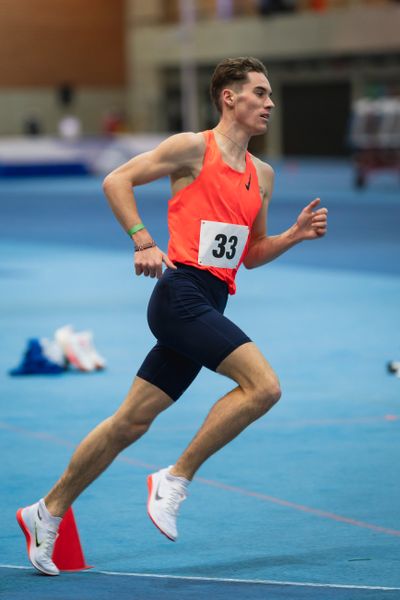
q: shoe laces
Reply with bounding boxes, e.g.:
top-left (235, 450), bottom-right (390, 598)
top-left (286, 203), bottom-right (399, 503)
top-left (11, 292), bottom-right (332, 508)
top-left (164, 481), bottom-right (187, 516)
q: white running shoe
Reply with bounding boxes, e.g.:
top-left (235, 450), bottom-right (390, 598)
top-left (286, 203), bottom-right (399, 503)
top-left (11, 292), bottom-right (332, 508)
top-left (16, 499), bottom-right (61, 576)
top-left (76, 330), bottom-right (106, 370)
top-left (55, 325), bottom-right (96, 372)
top-left (147, 466), bottom-right (189, 541)
top-left (40, 337), bottom-right (66, 368)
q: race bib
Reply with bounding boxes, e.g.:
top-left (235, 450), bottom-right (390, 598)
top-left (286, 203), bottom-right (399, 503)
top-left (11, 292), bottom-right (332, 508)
top-left (198, 220), bottom-right (249, 269)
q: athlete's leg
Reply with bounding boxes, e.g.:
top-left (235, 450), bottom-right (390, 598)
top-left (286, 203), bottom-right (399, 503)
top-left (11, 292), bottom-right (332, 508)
top-left (45, 376), bottom-right (173, 517)
top-left (172, 342), bottom-right (281, 480)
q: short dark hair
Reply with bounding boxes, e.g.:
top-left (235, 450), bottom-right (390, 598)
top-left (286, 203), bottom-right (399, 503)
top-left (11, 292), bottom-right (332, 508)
top-left (210, 57), bottom-right (268, 114)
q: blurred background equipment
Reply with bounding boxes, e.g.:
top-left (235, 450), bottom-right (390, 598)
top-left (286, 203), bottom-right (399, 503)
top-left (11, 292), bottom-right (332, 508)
top-left (57, 83), bottom-right (76, 109)
top-left (349, 96), bottom-right (400, 188)
top-left (0, 0), bottom-right (399, 177)
top-left (387, 361), bottom-right (400, 378)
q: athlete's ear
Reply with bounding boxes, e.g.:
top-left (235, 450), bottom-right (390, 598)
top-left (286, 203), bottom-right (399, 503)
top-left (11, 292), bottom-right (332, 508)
top-left (221, 88), bottom-right (234, 108)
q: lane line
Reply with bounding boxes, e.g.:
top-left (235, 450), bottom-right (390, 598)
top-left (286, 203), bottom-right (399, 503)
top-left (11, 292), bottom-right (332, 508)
top-left (97, 571), bottom-right (400, 591)
top-left (0, 565), bottom-right (31, 570)
top-left (2, 420), bottom-right (400, 537)
top-left (0, 564), bottom-right (399, 591)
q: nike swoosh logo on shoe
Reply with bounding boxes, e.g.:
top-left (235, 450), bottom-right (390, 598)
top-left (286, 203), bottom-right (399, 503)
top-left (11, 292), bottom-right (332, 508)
top-left (154, 480), bottom-right (164, 501)
top-left (34, 523), bottom-right (42, 547)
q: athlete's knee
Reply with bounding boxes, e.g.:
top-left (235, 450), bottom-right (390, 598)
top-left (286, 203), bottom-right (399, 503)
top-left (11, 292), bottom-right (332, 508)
top-left (264, 376), bottom-right (282, 407)
top-left (247, 373), bottom-right (281, 415)
top-left (109, 414), bottom-right (152, 448)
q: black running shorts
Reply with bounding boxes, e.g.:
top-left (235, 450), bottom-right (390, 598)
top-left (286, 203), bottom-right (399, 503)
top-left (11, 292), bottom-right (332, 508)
top-left (137, 263), bottom-right (251, 401)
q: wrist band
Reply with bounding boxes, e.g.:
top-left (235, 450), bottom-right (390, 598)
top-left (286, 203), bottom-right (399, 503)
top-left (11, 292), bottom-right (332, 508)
top-left (134, 240), bottom-right (157, 252)
top-left (127, 223), bottom-right (145, 236)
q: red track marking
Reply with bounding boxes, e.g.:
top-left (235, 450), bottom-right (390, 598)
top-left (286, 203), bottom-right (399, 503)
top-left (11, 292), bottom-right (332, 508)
top-left (2, 420), bottom-right (400, 538)
top-left (195, 477), bottom-right (400, 537)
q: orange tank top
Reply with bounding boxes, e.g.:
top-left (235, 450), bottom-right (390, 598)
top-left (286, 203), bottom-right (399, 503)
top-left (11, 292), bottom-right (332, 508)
top-left (167, 130), bottom-right (262, 294)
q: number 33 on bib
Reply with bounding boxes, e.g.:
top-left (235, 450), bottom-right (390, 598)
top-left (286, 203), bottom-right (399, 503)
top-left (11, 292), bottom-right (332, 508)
top-left (198, 220), bottom-right (249, 270)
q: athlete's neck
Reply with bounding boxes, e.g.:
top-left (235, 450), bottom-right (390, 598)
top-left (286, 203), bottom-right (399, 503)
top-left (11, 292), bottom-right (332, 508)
top-left (213, 124), bottom-right (250, 159)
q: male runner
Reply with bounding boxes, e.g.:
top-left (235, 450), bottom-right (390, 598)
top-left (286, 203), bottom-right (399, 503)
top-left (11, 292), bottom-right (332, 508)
top-left (17, 57), bottom-right (328, 575)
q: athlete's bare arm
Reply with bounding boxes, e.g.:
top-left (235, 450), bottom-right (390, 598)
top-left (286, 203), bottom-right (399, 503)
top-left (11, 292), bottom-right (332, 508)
top-left (103, 132), bottom-right (205, 278)
top-left (243, 158), bottom-right (328, 269)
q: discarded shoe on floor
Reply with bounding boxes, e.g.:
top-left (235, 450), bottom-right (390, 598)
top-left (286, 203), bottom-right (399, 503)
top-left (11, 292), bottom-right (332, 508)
top-left (9, 326), bottom-right (106, 376)
top-left (55, 325), bottom-right (106, 372)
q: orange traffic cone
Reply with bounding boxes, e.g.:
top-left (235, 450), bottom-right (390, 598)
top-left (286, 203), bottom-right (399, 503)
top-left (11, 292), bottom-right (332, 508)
top-left (52, 507), bottom-right (92, 571)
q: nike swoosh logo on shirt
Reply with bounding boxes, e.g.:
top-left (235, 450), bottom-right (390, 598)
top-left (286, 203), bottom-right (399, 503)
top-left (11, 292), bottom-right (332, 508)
top-left (245, 173), bottom-right (251, 190)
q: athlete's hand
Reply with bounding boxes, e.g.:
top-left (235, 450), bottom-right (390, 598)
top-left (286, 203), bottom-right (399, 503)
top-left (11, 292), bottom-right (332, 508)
top-left (134, 245), bottom-right (176, 279)
top-left (296, 198), bottom-right (328, 240)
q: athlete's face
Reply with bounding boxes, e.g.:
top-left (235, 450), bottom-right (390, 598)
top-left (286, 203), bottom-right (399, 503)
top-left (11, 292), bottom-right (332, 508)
top-left (226, 72), bottom-right (274, 134)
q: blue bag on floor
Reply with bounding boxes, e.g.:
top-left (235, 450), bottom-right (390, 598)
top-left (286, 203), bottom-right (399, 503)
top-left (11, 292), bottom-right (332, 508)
top-left (9, 338), bottom-right (65, 376)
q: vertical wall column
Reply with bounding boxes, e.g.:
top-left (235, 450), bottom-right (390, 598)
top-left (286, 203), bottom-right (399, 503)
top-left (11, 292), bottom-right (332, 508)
top-left (178, 0), bottom-right (199, 132)
top-left (266, 75), bottom-right (283, 158)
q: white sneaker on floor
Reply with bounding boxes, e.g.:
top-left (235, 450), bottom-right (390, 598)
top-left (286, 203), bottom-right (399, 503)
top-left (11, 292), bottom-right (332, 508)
top-left (55, 325), bottom-right (96, 372)
top-left (147, 466), bottom-right (188, 541)
top-left (76, 330), bottom-right (106, 370)
top-left (16, 499), bottom-right (61, 576)
top-left (40, 337), bottom-right (66, 368)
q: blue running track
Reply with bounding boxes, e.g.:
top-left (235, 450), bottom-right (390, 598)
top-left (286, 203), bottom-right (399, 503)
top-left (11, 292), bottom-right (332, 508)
top-left (1, 160), bottom-right (399, 599)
